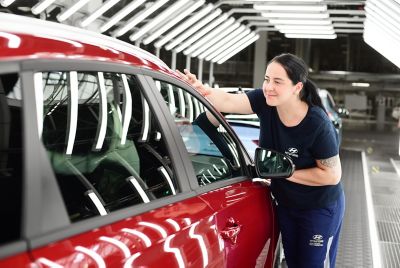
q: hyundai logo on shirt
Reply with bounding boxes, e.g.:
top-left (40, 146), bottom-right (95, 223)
top-left (285, 147), bottom-right (298, 158)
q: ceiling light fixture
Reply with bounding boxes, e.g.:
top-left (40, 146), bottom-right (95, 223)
top-left (154, 3), bottom-right (214, 48)
top-left (81, 0), bottom-right (121, 27)
top-left (100, 0), bottom-right (146, 33)
top-left (262, 12), bottom-right (329, 19)
top-left (254, 4), bottom-right (327, 12)
top-left (216, 35), bottom-right (260, 64)
top-left (165, 9), bottom-right (222, 51)
top-left (57, 0), bottom-right (91, 22)
top-left (31, 0), bottom-right (57, 15)
top-left (143, 0), bottom-right (204, 45)
top-left (268, 19), bottom-right (331, 25)
top-left (351, 82), bottom-right (370, 87)
top-left (284, 33), bottom-right (337, 39)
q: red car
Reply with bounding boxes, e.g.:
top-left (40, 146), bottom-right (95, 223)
top-left (0, 13), bottom-right (294, 268)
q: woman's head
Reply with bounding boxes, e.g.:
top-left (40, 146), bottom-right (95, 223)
top-left (263, 53), bottom-right (324, 110)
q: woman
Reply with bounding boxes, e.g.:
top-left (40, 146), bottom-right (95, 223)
top-left (177, 53), bottom-right (345, 268)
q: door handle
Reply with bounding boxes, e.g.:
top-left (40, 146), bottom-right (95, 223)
top-left (220, 217), bottom-right (242, 244)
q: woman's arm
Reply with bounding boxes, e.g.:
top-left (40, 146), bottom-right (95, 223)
top-left (176, 69), bottom-right (253, 114)
top-left (286, 154), bottom-right (342, 186)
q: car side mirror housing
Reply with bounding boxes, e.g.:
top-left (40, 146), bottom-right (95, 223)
top-left (254, 148), bottom-right (295, 178)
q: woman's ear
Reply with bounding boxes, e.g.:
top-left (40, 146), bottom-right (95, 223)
top-left (294, 81), bottom-right (303, 95)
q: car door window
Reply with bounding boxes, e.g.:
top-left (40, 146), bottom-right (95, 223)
top-left (155, 80), bottom-right (243, 186)
top-left (39, 71), bottom-right (179, 222)
top-left (0, 73), bottom-right (23, 245)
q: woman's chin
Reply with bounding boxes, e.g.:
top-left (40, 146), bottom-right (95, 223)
top-left (266, 98), bottom-right (278, 106)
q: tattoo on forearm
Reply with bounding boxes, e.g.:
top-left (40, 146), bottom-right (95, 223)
top-left (320, 156), bottom-right (338, 168)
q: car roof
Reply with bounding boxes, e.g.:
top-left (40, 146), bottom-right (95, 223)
top-left (0, 13), bottom-right (177, 77)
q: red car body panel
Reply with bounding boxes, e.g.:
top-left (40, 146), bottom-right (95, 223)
top-left (199, 181), bottom-right (278, 268)
top-left (0, 14), bottom-right (279, 268)
top-left (29, 196), bottom-right (223, 268)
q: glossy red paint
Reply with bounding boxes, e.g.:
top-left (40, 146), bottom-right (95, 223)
top-left (199, 180), bottom-right (278, 268)
top-left (0, 253), bottom-right (31, 268)
top-left (30, 196), bottom-right (223, 267)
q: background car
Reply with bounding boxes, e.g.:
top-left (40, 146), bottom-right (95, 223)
top-left (0, 13), bottom-right (293, 268)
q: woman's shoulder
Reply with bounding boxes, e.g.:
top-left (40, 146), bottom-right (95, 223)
top-left (307, 106), bottom-right (331, 127)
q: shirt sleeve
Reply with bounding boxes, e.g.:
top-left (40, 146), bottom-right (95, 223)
top-left (310, 120), bottom-right (339, 159)
top-left (245, 89), bottom-right (264, 114)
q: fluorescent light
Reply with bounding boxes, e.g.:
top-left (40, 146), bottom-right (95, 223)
top-left (154, 3), bottom-right (214, 48)
top-left (276, 25), bottom-right (333, 30)
top-left (0, 0), bottom-right (15, 7)
top-left (284, 33), bottom-right (337, 39)
top-left (116, 0), bottom-right (170, 37)
top-left (129, 0), bottom-right (189, 41)
top-left (332, 23), bottom-right (364, 28)
top-left (217, 35), bottom-right (260, 64)
top-left (184, 18), bottom-right (236, 55)
top-left (143, 0), bottom-right (204, 45)
top-left (269, 19), bottom-right (331, 25)
top-left (174, 13), bottom-right (229, 53)
top-left (262, 12), bottom-right (329, 19)
top-left (280, 29), bottom-right (335, 34)
top-left (191, 22), bottom-right (245, 59)
top-left (165, 9), bottom-right (222, 50)
top-left (352, 82), bottom-right (370, 87)
top-left (205, 28), bottom-right (251, 61)
top-left (212, 33), bottom-right (257, 63)
top-left (57, 0), bottom-right (91, 22)
top-left (248, 0), bottom-right (322, 1)
top-left (100, 0), bottom-right (146, 33)
top-left (31, 0), bottom-right (57, 15)
top-left (254, 4), bottom-right (327, 12)
top-left (81, 0), bottom-right (121, 27)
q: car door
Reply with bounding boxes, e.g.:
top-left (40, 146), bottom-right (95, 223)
top-left (144, 74), bottom-right (279, 268)
top-left (15, 63), bottom-right (222, 267)
top-left (0, 71), bottom-right (32, 268)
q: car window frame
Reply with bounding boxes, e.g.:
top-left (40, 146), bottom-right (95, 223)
top-left (3, 59), bottom-right (198, 252)
top-left (139, 69), bottom-right (254, 194)
top-left (0, 62), bottom-right (29, 259)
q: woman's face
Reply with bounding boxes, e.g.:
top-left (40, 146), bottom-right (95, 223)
top-left (262, 61), bottom-right (302, 106)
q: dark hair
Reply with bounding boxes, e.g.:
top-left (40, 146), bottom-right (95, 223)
top-left (269, 53), bottom-right (325, 111)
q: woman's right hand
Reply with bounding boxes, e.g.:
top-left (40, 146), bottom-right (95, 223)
top-left (176, 69), bottom-right (212, 97)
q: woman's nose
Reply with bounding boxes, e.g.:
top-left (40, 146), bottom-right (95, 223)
top-left (263, 81), bottom-right (272, 92)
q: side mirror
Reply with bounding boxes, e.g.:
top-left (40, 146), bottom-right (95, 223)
top-left (254, 148), bottom-right (295, 178)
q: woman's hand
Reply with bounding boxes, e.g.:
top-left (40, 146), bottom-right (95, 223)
top-left (176, 69), bottom-right (212, 97)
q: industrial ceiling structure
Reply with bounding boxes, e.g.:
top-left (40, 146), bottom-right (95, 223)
top-left (0, 0), bottom-right (398, 70)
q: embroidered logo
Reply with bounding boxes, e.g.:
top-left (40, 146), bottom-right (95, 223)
top-left (285, 147), bottom-right (299, 158)
top-left (309, 234), bottom-right (324, 247)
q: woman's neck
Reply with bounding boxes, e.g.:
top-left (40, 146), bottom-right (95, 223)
top-left (277, 100), bottom-right (309, 127)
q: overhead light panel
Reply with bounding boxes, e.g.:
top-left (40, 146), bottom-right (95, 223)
top-left (165, 9), bottom-right (222, 50)
top-left (216, 35), bottom-right (260, 64)
top-left (154, 3), bottom-right (214, 48)
top-left (352, 82), bottom-right (370, 87)
top-left (130, 0), bottom-right (190, 41)
top-left (269, 19), bottom-right (331, 25)
top-left (205, 28), bottom-right (251, 61)
top-left (275, 25), bottom-right (333, 30)
top-left (285, 33), bottom-right (337, 39)
top-left (116, 0), bottom-right (170, 37)
top-left (31, 0), bottom-right (57, 15)
top-left (100, 0), bottom-right (146, 33)
top-left (173, 13), bottom-right (229, 53)
top-left (280, 29), bottom-right (335, 34)
top-left (81, 0), bottom-right (121, 27)
top-left (143, 0), bottom-right (204, 45)
top-left (254, 4), bottom-right (327, 12)
top-left (57, 0), bottom-right (91, 22)
top-left (0, 0), bottom-right (15, 7)
top-left (262, 12), bottom-right (329, 19)
top-left (184, 18), bottom-right (236, 56)
top-left (212, 32), bottom-right (256, 63)
top-left (248, 0), bottom-right (323, 2)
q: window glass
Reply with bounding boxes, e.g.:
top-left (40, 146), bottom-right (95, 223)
top-left (156, 80), bottom-right (243, 186)
top-left (0, 73), bottom-right (23, 244)
top-left (40, 71), bottom-right (178, 222)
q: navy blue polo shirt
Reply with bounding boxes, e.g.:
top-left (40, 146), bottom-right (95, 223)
top-left (246, 89), bottom-right (343, 209)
